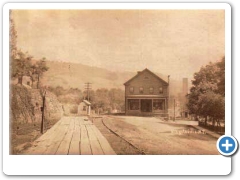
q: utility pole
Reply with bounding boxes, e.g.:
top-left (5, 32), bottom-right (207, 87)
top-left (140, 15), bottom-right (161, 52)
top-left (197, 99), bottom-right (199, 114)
top-left (84, 82), bottom-right (92, 101)
top-left (173, 98), bottom-right (175, 121)
top-left (167, 75), bottom-right (170, 120)
top-left (41, 90), bottom-right (47, 134)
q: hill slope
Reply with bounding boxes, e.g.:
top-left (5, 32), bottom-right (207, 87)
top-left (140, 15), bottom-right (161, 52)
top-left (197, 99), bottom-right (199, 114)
top-left (41, 61), bottom-right (183, 95)
top-left (41, 61), bottom-right (135, 90)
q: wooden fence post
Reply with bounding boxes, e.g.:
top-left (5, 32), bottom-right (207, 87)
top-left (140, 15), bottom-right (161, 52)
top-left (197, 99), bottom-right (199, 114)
top-left (41, 91), bottom-right (46, 134)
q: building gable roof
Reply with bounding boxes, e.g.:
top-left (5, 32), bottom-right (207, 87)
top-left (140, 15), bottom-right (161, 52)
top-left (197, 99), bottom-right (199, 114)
top-left (123, 68), bottom-right (168, 86)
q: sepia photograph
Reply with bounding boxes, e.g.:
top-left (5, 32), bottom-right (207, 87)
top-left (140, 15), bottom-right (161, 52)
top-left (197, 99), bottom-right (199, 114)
top-left (9, 8), bottom-right (225, 155)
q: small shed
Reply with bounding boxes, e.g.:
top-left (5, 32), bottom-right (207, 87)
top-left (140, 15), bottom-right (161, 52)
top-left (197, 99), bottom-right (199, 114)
top-left (78, 100), bottom-right (91, 116)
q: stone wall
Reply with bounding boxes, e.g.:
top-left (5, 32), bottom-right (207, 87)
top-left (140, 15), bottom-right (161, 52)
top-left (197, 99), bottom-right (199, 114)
top-left (11, 85), bottom-right (35, 124)
top-left (10, 85), bottom-right (63, 124)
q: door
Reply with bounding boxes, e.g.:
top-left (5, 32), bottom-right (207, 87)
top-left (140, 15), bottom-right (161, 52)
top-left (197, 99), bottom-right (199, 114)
top-left (141, 99), bottom-right (152, 112)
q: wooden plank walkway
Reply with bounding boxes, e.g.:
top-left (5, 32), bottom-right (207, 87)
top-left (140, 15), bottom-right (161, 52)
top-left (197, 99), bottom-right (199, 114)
top-left (24, 116), bottom-right (116, 155)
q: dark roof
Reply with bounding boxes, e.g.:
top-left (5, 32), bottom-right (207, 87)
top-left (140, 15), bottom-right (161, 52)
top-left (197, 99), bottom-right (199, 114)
top-left (123, 68), bottom-right (168, 86)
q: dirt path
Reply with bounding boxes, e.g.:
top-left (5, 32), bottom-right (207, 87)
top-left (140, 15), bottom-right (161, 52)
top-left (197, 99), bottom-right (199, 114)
top-left (102, 116), bottom-right (219, 155)
top-left (92, 117), bottom-right (143, 155)
top-left (23, 116), bottom-right (116, 155)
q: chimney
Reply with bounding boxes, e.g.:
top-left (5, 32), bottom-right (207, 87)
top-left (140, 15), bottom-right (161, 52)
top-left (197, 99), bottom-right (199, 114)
top-left (182, 78), bottom-right (188, 95)
top-left (137, 71), bottom-right (141, 74)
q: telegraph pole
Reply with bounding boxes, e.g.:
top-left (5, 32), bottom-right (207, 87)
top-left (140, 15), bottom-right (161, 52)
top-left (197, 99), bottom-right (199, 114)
top-left (41, 89), bottom-right (47, 134)
top-left (173, 98), bottom-right (175, 121)
top-left (84, 82), bottom-right (92, 101)
top-left (167, 75), bottom-right (170, 120)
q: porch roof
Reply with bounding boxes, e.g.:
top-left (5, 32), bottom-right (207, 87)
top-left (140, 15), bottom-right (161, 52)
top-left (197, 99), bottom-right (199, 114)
top-left (126, 95), bottom-right (167, 98)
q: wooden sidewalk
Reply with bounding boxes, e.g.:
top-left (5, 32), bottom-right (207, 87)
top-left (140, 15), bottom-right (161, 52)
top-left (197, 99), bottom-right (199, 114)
top-left (24, 116), bottom-right (116, 155)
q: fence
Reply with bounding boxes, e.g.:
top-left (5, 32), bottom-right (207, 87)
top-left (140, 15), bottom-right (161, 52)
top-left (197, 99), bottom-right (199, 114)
top-left (198, 120), bottom-right (225, 135)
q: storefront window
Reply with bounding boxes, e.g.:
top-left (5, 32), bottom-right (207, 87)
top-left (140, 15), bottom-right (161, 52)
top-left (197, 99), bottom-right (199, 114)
top-left (128, 99), bottom-right (140, 110)
top-left (153, 99), bottom-right (165, 110)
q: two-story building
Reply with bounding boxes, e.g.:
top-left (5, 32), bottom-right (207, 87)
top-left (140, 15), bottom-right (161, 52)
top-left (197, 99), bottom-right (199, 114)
top-left (124, 68), bottom-right (169, 117)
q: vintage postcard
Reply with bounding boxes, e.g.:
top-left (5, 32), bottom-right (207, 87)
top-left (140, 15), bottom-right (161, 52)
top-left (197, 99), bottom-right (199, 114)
top-left (3, 2), bottom-right (232, 175)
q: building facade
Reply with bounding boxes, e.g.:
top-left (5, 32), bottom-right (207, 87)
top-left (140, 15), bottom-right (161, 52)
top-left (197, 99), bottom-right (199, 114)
top-left (78, 100), bottom-right (91, 116)
top-left (124, 69), bottom-right (169, 116)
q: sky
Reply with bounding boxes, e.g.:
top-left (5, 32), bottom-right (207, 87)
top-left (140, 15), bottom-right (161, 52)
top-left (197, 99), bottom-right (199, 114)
top-left (12, 10), bottom-right (225, 80)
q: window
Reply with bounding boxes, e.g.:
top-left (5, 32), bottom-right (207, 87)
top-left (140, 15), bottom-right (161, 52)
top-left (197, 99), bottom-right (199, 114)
top-left (153, 99), bottom-right (165, 110)
top-left (128, 99), bottom-right (140, 110)
top-left (159, 87), bottom-right (163, 94)
top-left (144, 76), bottom-right (149, 80)
top-left (83, 106), bottom-right (86, 111)
top-left (149, 87), bottom-right (154, 94)
top-left (129, 87), bottom-right (134, 94)
top-left (139, 87), bottom-right (144, 94)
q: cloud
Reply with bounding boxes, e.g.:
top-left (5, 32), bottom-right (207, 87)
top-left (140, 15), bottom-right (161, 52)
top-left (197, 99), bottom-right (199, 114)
top-left (13, 10), bottom-right (225, 80)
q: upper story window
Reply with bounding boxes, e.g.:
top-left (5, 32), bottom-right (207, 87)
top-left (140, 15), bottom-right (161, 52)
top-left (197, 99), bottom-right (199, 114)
top-left (139, 87), bottom-right (144, 94)
top-left (144, 76), bottom-right (149, 80)
top-left (159, 87), bottom-right (163, 94)
top-left (129, 87), bottom-right (134, 94)
top-left (149, 87), bottom-right (154, 94)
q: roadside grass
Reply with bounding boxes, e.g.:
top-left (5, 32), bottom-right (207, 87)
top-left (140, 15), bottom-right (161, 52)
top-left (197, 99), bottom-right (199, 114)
top-left (10, 118), bottom-right (59, 154)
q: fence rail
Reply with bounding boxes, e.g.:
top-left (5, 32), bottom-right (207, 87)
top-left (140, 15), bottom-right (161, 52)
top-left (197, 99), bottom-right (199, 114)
top-left (198, 121), bottom-right (225, 135)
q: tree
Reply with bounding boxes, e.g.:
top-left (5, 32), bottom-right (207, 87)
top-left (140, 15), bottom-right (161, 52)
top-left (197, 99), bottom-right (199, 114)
top-left (198, 92), bottom-right (224, 122)
top-left (186, 87), bottom-right (199, 116)
top-left (10, 10), bottom-right (17, 60)
top-left (216, 57), bottom-right (225, 96)
top-left (187, 57), bottom-right (225, 124)
top-left (11, 51), bottom-right (32, 85)
top-left (29, 64), bottom-right (37, 87)
top-left (35, 58), bottom-right (49, 89)
top-left (87, 88), bottom-right (125, 113)
top-left (94, 88), bottom-right (111, 111)
top-left (109, 88), bottom-right (125, 111)
top-left (9, 11), bottom-right (49, 87)
top-left (9, 12), bottom-right (32, 85)
top-left (192, 62), bottom-right (220, 93)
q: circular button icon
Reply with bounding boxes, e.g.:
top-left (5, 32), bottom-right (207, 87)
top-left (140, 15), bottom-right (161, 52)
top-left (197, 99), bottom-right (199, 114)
top-left (217, 135), bottom-right (238, 156)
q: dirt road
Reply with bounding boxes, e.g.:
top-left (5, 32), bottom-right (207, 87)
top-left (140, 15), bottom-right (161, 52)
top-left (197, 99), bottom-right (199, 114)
top-left (99, 116), bottom-right (219, 155)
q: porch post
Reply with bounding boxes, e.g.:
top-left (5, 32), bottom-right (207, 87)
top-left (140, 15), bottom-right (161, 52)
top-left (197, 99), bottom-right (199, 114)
top-left (167, 75), bottom-right (170, 120)
top-left (88, 105), bottom-right (91, 115)
top-left (152, 99), bottom-right (154, 113)
top-left (139, 99), bottom-right (141, 111)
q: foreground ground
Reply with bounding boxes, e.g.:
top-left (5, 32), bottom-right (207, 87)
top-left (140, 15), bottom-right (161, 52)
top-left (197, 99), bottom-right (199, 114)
top-left (23, 116), bottom-right (116, 155)
top-left (19, 115), bottom-right (219, 155)
top-left (10, 119), bottom-right (59, 154)
top-left (93, 115), bottom-right (219, 155)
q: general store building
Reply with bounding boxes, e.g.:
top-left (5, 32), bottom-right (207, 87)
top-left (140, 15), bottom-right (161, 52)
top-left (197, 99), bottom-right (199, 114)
top-left (124, 68), bottom-right (169, 117)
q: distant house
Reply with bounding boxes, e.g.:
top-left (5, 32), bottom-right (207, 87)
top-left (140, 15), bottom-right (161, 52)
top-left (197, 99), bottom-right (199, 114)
top-left (124, 68), bottom-right (169, 117)
top-left (78, 100), bottom-right (91, 116)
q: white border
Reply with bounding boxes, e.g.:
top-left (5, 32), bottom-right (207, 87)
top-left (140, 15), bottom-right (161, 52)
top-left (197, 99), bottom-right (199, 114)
top-left (3, 3), bottom-right (231, 175)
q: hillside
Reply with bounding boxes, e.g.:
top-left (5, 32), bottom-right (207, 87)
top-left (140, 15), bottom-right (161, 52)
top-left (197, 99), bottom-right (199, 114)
top-left (41, 61), bottom-right (135, 90)
top-left (41, 61), bottom-right (183, 95)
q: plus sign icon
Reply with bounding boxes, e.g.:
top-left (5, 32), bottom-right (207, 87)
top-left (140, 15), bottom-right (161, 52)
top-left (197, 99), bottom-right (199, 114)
top-left (217, 135), bottom-right (238, 156)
